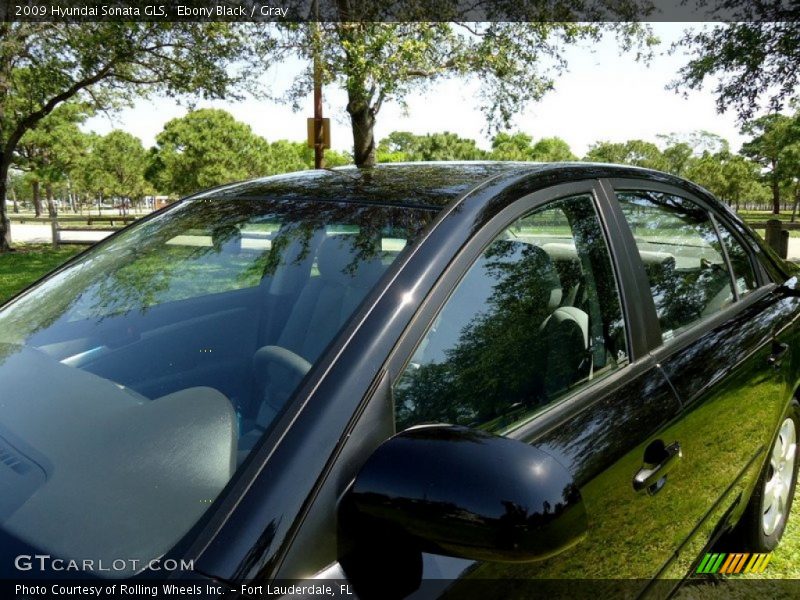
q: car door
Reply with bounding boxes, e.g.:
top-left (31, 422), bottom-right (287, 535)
top-left (605, 179), bottom-right (800, 582)
top-left (284, 181), bottom-right (704, 598)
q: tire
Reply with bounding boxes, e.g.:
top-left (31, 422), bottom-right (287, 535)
top-left (735, 399), bottom-right (800, 552)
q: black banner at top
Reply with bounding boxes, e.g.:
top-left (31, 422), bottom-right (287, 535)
top-left (2, 0), bottom-right (799, 23)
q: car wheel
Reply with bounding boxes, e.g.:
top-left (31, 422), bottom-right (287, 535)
top-left (738, 400), bottom-right (800, 552)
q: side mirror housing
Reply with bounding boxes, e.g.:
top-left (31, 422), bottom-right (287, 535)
top-left (343, 425), bottom-right (587, 563)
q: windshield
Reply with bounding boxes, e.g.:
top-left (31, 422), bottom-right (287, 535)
top-left (0, 194), bottom-right (435, 576)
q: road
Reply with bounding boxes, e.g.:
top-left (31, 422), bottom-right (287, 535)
top-left (10, 223), bottom-right (112, 245)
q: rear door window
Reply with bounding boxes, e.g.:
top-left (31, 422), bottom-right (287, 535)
top-left (616, 191), bottom-right (735, 341)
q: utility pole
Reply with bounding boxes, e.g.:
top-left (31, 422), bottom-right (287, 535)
top-left (313, 33), bottom-right (324, 169)
top-left (311, 0), bottom-right (325, 169)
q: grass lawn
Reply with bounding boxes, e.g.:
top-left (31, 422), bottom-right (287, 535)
top-left (0, 244), bottom-right (81, 304)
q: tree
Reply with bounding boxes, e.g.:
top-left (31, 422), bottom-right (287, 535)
top-left (489, 132), bottom-right (575, 162)
top-left (266, 139), bottom-right (352, 171)
top-left (673, 17), bottom-right (800, 122)
top-left (490, 132), bottom-right (537, 161)
top-left (376, 131), bottom-right (486, 162)
top-left (0, 23), bottom-right (267, 251)
top-left (721, 155), bottom-right (768, 212)
top-left (6, 170), bottom-right (25, 214)
top-left (11, 103), bottom-right (90, 217)
top-left (584, 140), bottom-right (666, 170)
top-left (684, 153), bottom-right (726, 200)
top-left (376, 131), bottom-right (421, 162)
top-left (147, 109), bottom-right (275, 197)
top-left (740, 113), bottom-right (800, 214)
top-left (84, 131), bottom-right (152, 214)
top-left (414, 132), bottom-right (487, 161)
top-left (530, 137), bottom-right (576, 162)
top-left (277, 21), bottom-right (651, 167)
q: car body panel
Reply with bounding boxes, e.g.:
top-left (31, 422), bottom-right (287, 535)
top-left (2, 162), bottom-right (797, 598)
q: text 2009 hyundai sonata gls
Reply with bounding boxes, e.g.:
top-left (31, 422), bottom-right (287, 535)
top-left (1, 162), bottom-right (799, 597)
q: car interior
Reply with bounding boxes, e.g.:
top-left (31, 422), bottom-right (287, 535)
top-left (0, 224), bottom-right (407, 573)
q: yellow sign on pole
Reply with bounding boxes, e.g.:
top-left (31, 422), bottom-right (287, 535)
top-left (307, 118), bottom-right (331, 149)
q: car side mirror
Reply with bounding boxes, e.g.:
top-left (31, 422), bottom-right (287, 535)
top-left (341, 425), bottom-right (588, 563)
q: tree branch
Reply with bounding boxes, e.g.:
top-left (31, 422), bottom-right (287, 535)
top-left (4, 62), bottom-right (113, 158)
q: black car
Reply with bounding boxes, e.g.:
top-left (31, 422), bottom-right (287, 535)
top-left (1, 162), bottom-right (799, 598)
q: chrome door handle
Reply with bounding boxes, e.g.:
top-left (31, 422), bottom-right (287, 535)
top-left (634, 441), bottom-right (682, 494)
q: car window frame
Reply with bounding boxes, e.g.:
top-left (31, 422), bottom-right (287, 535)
top-left (271, 176), bottom-right (691, 582)
top-left (603, 177), bottom-right (778, 358)
top-left (382, 180), bottom-right (649, 439)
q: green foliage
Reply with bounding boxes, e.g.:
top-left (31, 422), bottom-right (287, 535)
top-left (740, 112), bottom-right (800, 213)
top-left (147, 109), bottom-right (276, 196)
top-left (490, 133), bottom-right (576, 162)
top-left (266, 139), bottom-right (352, 170)
top-left (376, 130), bottom-right (576, 163)
top-left (530, 137), bottom-right (577, 162)
top-left (277, 21), bottom-right (652, 165)
top-left (13, 103), bottom-right (91, 187)
top-left (147, 109), bottom-right (352, 195)
top-left (377, 131), bottom-right (487, 162)
top-left (673, 20), bottom-right (800, 121)
top-left (584, 139), bottom-right (666, 170)
top-left (413, 132), bottom-right (487, 161)
top-left (82, 131), bottom-right (152, 202)
top-left (0, 22), bottom-right (269, 248)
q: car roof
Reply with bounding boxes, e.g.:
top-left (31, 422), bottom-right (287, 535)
top-left (190, 161), bottom-right (712, 210)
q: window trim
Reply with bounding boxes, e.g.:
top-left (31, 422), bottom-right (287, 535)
top-left (708, 211), bottom-right (741, 302)
top-left (383, 180), bottom-right (635, 435)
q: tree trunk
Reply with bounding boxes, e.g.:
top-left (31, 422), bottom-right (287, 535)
top-left (32, 179), bottom-right (42, 217)
top-left (45, 182), bottom-right (57, 217)
top-left (347, 97), bottom-right (376, 168)
top-left (771, 161), bottom-right (780, 214)
top-left (794, 185), bottom-right (800, 224)
top-left (10, 185), bottom-right (19, 213)
top-left (0, 157), bottom-right (12, 251)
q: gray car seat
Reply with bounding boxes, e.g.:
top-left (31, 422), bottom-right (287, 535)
top-left (239, 234), bottom-right (388, 459)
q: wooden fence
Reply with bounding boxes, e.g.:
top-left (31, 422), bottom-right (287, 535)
top-left (745, 220), bottom-right (800, 260)
top-left (9, 214), bottom-right (137, 247)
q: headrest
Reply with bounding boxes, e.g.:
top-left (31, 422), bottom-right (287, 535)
top-left (489, 240), bottom-right (562, 309)
top-left (317, 234), bottom-right (387, 287)
top-left (524, 243), bottom-right (562, 310)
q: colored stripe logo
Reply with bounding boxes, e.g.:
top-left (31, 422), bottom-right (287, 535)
top-left (696, 552), bottom-right (773, 574)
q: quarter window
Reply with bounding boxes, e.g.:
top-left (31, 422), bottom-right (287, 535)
top-left (617, 191), bottom-right (734, 341)
top-left (393, 194), bottom-right (627, 434)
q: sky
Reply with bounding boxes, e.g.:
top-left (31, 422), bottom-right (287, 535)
top-left (83, 23), bottom-right (748, 157)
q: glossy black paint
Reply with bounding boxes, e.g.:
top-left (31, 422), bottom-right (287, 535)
top-left (185, 164), bottom-right (799, 587)
top-left (8, 162), bottom-right (789, 594)
top-left (344, 425), bottom-right (587, 563)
